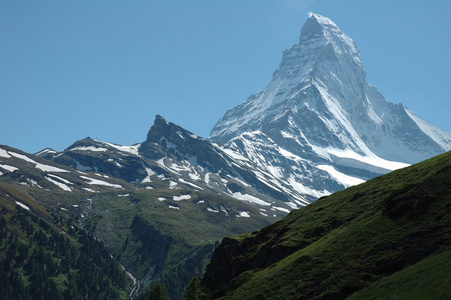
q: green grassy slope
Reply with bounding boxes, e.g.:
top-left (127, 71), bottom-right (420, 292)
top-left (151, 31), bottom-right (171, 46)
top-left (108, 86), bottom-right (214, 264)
top-left (348, 249), bottom-right (451, 300)
top-left (202, 151), bottom-right (451, 299)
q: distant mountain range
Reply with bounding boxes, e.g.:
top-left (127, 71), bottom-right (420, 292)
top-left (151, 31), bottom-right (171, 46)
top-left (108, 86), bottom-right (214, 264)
top-left (34, 115), bottom-right (300, 213)
top-left (1, 12), bottom-right (451, 300)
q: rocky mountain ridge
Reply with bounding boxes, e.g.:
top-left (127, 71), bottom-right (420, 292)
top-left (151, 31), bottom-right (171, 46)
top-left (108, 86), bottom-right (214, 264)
top-left (33, 115), bottom-right (305, 213)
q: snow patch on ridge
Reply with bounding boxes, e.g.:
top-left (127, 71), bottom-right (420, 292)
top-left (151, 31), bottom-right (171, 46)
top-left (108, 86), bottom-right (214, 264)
top-left (45, 176), bottom-right (72, 191)
top-left (232, 192), bottom-right (271, 206)
top-left (272, 206), bottom-right (290, 214)
top-left (70, 146), bottom-right (108, 152)
top-left (178, 178), bottom-right (203, 190)
top-left (0, 164), bottom-right (19, 172)
top-left (327, 148), bottom-right (409, 172)
top-left (317, 165), bottom-right (365, 187)
top-left (35, 148), bottom-right (57, 157)
top-left (173, 194), bottom-right (191, 201)
top-left (107, 143), bottom-right (141, 156)
top-left (237, 211), bottom-right (250, 218)
top-left (0, 149), bottom-right (11, 158)
top-left (405, 108), bottom-right (451, 150)
top-left (95, 140), bottom-right (141, 156)
top-left (15, 201), bottom-right (30, 211)
top-left (142, 168), bottom-right (155, 183)
top-left (80, 176), bottom-right (123, 189)
top-left (8, 151), bottom-right (69, 173)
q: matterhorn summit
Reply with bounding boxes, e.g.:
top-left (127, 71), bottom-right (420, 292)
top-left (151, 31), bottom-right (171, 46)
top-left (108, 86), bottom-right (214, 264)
top-left (210, 13), bottom-right (451, 203)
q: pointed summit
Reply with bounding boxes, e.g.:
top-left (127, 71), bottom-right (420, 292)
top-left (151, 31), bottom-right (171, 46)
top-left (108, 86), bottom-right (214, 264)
top-left (300, 13), bottom-right (355, 47)
top-left (301, 13), bottom-right (359, 58)
top-left (276, 13), bottom-right (366, 77)
top-left (305, 12), bottom-right (341, 29)
top-left (300, 12), bottom-right (340, 42)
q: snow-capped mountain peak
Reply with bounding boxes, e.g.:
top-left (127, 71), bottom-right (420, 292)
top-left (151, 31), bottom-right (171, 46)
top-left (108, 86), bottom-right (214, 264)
top-left (210, 13), bottom-right (368, 146)
top-left (301, 13), bottom-right (360, 57)
top-left (210, 13), bottom-right (451, 203)
top-left (312, 13), bottom-right (356, 41)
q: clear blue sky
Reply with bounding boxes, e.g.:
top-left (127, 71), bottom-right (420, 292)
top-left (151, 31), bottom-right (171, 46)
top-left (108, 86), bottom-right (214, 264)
top-left (1, 1), bottom-right (450, 153)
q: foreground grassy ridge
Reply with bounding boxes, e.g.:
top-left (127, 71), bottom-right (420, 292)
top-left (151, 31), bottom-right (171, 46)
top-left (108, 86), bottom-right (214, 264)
top-left (203, 151), bottom-right (451, 299)
top-left (348, 249), bottom-right (451, 300)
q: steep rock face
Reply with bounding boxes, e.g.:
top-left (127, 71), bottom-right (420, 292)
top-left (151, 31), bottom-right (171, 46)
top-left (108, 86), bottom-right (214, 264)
top-left (226, 131), bottom-right (341, 203)
top-left (210, 14), bottom-right (364, 145)
top-left (210, 13), bottom-right (451, 201)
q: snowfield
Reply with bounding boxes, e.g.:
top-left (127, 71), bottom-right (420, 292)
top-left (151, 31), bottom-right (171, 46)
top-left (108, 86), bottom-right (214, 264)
top-left (80, 176), bottom-right (123, 189)
top-left (45, 176), bottom-right (72, 191)
top-left (173, 194), bottom-right (192, 201)
top-left (8, 151), bottom-right (69, 173)
top-left (232, 192), bottom-right (271, 206)
top-left (15, 201), bottom-right (30, 211)
top-left (0, 164), bottom-right (19, 173)
top-left (70, 146), bottom-right (108, 152)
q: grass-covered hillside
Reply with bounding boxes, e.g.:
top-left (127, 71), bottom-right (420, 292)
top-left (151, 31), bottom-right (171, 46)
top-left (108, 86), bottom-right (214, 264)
top-left (201, 151), bottom-right (451, 299)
